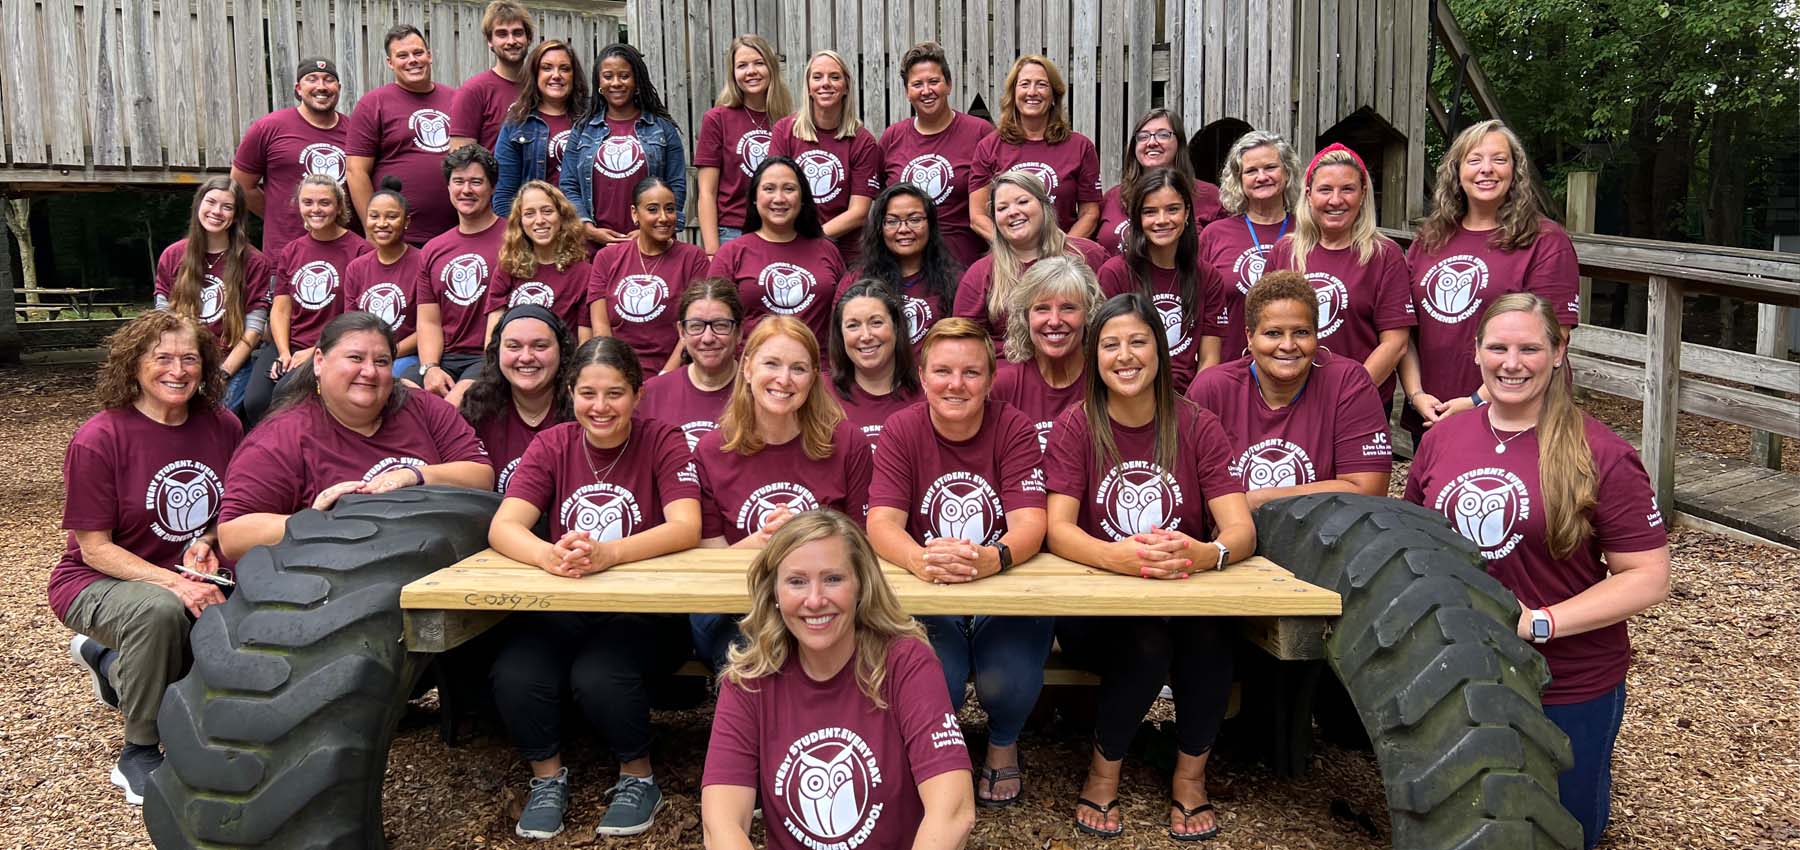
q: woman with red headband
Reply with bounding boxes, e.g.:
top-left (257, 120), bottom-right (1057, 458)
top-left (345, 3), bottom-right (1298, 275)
top-left (1269, 143), bottom-right (1414, 409)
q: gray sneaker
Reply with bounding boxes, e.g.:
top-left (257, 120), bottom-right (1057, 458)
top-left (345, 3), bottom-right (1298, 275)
top-left (515, 768), bottom-right (570, 839)
top-left (596, 774), bottom-right (665, 837)
top-left (69, 634), bottom-right (120, 710)
top-left (110, 743), bottom-right (162, 806)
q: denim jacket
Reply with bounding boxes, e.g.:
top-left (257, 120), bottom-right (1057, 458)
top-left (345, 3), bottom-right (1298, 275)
top-left (558, 111), bottom-right (687, 227)
top-left (493, 113), bottom-right (558, 217)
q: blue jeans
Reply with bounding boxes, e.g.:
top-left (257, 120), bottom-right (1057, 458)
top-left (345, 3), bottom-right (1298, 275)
top-left (717, 225), bottom-right (744, 244)
top-left (919, 615), bottom-right (1054, 747)
top-left (392, 355), bottom-right (420, 379)
top-left (224, 366), bottom-right (253, 413)
top-left (689, 613), bottom-right (741, 671)
top-left (1543, 681), bottom-right (1627, 850)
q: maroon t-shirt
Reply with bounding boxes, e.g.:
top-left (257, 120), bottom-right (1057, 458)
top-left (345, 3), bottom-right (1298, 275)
top-left (345, 82), bottom-right (460, 241)
top-left (1044, 401), bottom-right (1243, 540)
top-left (343, 246), bottom-right (426, 342)
top-left (1185, 353), bottom-right (1393, 491)
top-left (703, 637), bottom-right (969, 850)
top-left (472, 403), bottom-right (565, 493)
top-left (589, 240), bottom-right (711, 368)
top-left (540, 111), bottom-right (576, 187)
top-left (878, 112), bottom-right (995, 265)
top-left (486, 257), bottom-right (594, 331)
top-left (638, 368), bottom-right (732, 450)
top-left (970, 133), bottom-right (1104, 229)
top-left (232, 107), bottom-right (351, 255)
top-left (1095, 179), bottom-right (1229, 257)
top-left (694, 105), bottom-right (775, 230)
top-left (869, 401), bottom-right (1044, 545)
top-left (48, 406), bottom-right (244, 621)
top-left (276, 230), bottom-right (374, 349)
top-left (709, 232), bottom-right (846, 344)
top-left (769, 116), bottom-right (882, 263)
top-left (219, 390), bottom-right (489, 522)
top-left (834, 383), bottom-right (922, 452)
top-left (991, 360), bottom-right (1085, 452)
top-left (1096, 255), bottom-right (1226, 394)
top-left (951, 238), bottom-right (1107, 350)
top-left (449, 68), bottom-right (517, 152)
top-left (836, 269), bottom-right (946, 352)
top-left (1270, 236), bottom-right (1416, 399)
top-left (418, 218), bottom-right (506, 355)
top-left (154, 241), bottom-right (276, 349)
top-left (587, 117), bottom-right (652, 233)
top-left (1407, 221), bottom-right (1581, 402)
top-left (1197, 214), bottom-right (1293, 345)
top-left (503, 418), bottom-right (700, 541)
top-left (693, 419), bottom-right (873, 542)
top-left (1405, 409), bottom-right (1666, 704)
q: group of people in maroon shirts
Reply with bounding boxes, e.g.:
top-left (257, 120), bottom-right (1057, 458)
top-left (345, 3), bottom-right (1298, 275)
top-left (57, 4), bottom-right (1669, 848)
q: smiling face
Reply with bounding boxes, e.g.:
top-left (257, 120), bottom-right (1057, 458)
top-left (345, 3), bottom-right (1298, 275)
top-left (1459, 131), bottom-right (1515, 209)
top-left (487, 18), bottom-right (531, 65)
top-left (839, 296), bottom-right (897, 376)
top-left (633, 183), bottom-right (680, 246)
top-left (447, 161), bottom-right (494, 217)
top-left (1096, 313), bottom-right (1158, 399)
top-left (732, 45), bottom-right (770, 98)
top-left (1247, 298), bottom-right (1317, 385)
top-left (905, 60), bottom-right (950, 119)
top-left (297, 183), bottom-right (341, 234)
top-left (516, 187), bottom-right (561, 248)
top-left (1028, 292), bottom-right (1085, 360)
top-left (1012, 62), bottom-right (1053, 121)
top-left (1240, 144), bottom-right (1289, 205)
top-left (776, 536), bottom-right (859, 661)
top-left (755, 164), bottom-right (803, 231)
top-left (498, 317), bottom-right (558, 397)
top-left (744, 333), bottom-right (815, 419)
top-left (572, 362), bottom-right (638, 445)
top-left (535, 48), bottom-right (574, 108)
top-left (920, 337), bottom-right (992, 428)
top-left (682, 298), bottom-right (740, 373)
top-left (364, 194), bottom-right (408, 248)
top-left (1477, 309), bottom-right (1562, 409)
top-left (992, 183), bottom-right (1045, 249)
top-left (1138, 186), bottom-right (1188, 251)
top-left (1307, 162), bottom-right (1364, 239)
top-left (385, 34), bottom-right (432, 87)
top-left (294, 70), bottom-right (341, 114)
top-left (806, 55), bottom-right (847, 115)
top-left (136, 330), bottom-right (203, 410)
top-left (881, 193), bottom-right (929, 260)
top-left (315, 329), bottom-right (395, 415)
top-left (197, 189), bottom-right (237, 235)
top-left (597, 55), bottom-right (638, 113)
top-left (1133, 115), bottom-right (1177, 169)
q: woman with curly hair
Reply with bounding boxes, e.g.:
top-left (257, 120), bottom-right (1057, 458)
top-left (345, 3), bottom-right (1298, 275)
top-left (460, 305), bottom-right (576, 492)
top-left (844, 183), bottom-right (964, 351)
top-left (701, 511), bottom-right (975, 850)
top-left (560, 43), bottom-right (687, 249)
top-left (52, 311), bottom-right (242, 806)
top-left (483, 180), bottom-right (592, 339)
top-left (153, 177), bottom-right (274, 410)
top-left (953, 171), bottom-right (1106, 353)
top-left (494, 39), bottom-right (589, 217)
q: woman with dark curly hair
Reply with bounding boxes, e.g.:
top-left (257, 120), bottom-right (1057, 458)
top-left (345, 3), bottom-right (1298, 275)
top-left (843, 184), bottom-right (963, 352)
top-left (52, 311), bottom-right (243, 806)
top-left (560, 43), bottom-right (687, 249)
top-left (460, 305), bottom-right (576, 492)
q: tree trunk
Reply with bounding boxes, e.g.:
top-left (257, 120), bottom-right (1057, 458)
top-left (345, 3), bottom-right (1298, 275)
top-left (2, 199), bottom-right (38, 304)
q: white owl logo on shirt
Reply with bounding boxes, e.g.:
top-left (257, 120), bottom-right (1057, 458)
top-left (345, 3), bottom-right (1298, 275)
top-left (613, 274), bottom-right (669, 323)
top-left (900, 154), bottom-right (954, 203)
top-left (736, 129), bottom-right (773, 176)
top-left (145, 460), bottom-right (225, 542)
top-left (596, 135), bottom-right (646, 179)
top-left (775, 728), bottom-right (882, 845)
top-left (1434, 468), bottom-right (1531, 559)
top-left (1231, 438), bottom-right (1318, 491)
top-left (1419, 254), bottom-right (1491, 323)
top-left (298, 143), bottom-right (348, 184)
top-left (409, 109), bottom-right (451, 152)
top-left (199, 275), bottom-right (226, 324)
top-left (440, 253), bottom-right (489, 306)
top-left (560, 482), bottom-right (643, 542)
top-left (795, 150), bottom-right (846, 203)
top-left (358, 282), bottom-right (407, 330)
top-left (291, 260), bottom-right (339, 310)
top-left (922, 472), bottom-right (1003, 545)
top-left (1095, 461), bottom-right (1182, 539)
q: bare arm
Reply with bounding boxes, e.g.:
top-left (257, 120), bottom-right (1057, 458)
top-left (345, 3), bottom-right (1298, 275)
top-left (416, 303), bottom-right (454, 395)
top-left (589, 300), bottom-right (614, 338)
top-left (447, 136), bottom-right (478, 152)
top-left (73, 530), bottom-right (225, 616)
top-left (1523, 545), bottom-right (1670, 641)
top-left (230, 166), bottom-right (267, 217)
top-left (270, 295), bottom-right (296, 360)
top-left (697, 167), bottom-right (723, 258)
top-left (821, 196), bottom-right (872, 241)
top-left (345, 155), bottom-right (377, 224)
top-left (968, 186), bottom-right (995, 242)
top-left (1363, 327), bottom-right (1409, 390)
top-left (909, 770), bottom-right (977, 850)
top-left (219, 513), bottom-right (290, 561)
top-left (1243, 470), bottom-right (1389, 510)
top-left (422, 460), bottom-right (495, 491)
top-left (1198, 335), bottom-right (1222, 372)
top-left (700, 784), bottom-right (757, 850)
top-left (1067, 200), bottom-right (1102, 239)
top-left (867, 506), bottom-right (930, 579)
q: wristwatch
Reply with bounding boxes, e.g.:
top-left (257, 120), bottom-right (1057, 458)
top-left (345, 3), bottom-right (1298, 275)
top-left (421, 362), bottom-right (441, 375)
top-left (1214, 541), bottom-right (1229, 571)
top-left (1528, 609), bottom-right (1554, 644)
top-left (993, 541), bottom-right (1014, 573)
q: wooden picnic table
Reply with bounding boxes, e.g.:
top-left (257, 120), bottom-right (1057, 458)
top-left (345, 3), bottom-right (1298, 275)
top-left (13, 287), bottom-right (121, 319)
top-left (400, 549), bottom-right (1342, 660)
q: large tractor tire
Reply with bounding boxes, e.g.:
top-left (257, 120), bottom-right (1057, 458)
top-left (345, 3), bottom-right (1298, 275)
top-left (144, 486), bottom-right (502, 850)
top-left (1255, 493), bottom-right (1582, 850)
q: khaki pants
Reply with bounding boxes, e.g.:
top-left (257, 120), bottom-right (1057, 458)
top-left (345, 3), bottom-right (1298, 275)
top-left (61, 578), bottom-right (193, 745)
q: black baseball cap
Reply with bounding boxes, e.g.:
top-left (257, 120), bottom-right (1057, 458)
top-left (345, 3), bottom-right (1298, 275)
top-left (297, 57), bottom-right (339, 83)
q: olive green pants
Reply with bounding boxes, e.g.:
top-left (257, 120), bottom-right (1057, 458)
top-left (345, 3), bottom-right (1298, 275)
top-left (61, 578), bottom-right (193, 746)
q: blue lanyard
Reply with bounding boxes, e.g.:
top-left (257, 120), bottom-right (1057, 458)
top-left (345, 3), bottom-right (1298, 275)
top-left (1243, 213), bottom-right (1290, 252)
top-left (1249, 361), bottom-right (1308, 406)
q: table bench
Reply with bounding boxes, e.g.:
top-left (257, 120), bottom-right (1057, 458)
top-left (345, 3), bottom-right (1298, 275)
top-left (13, 287), bottom-right (119, 320)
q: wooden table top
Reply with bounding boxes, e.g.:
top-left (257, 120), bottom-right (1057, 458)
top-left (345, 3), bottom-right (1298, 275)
top-left (400, 548), bottom-right (1342, 618)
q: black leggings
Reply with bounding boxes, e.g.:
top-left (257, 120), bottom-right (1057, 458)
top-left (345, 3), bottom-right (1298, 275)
top-left (490, 611), bottom-right (691, 764)
top-left (1057, 616), bottom-right (1234, 761)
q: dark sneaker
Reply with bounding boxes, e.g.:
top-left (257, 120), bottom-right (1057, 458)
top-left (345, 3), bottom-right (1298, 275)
top-left (69, 634), bottom-right (119, 710)
top-left (515, 768), bottom-right (569, 839)
top-left (110, 744), bottom-right (162, 806)
top-left (596, 774), bottom-right (665, 837)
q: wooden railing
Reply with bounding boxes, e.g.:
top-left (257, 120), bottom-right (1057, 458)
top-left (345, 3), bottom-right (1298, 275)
top-left (1382, 227), bottom-right (1800, 516)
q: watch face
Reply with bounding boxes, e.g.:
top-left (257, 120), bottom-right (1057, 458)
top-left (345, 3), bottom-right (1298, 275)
top-left (1531, 617), bottom-right (1551, 639)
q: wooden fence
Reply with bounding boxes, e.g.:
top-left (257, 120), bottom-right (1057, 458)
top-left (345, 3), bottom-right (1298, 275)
top-left (0, 0), bottom-right (624, 184)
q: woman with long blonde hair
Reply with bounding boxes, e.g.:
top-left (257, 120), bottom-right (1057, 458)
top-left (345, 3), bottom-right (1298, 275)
top-left (969, 55), bottom-right (1103, 241)
top-left (701, 511), bottom-right (975, 850)
top-left (153, 177), bottom-right (273, 411)
top-left (953, 170), bottom-right (1106, 352)
top-left (483, 180), bottom-right (591, 340)
top-left (1405, 293), bottom-right (1668, 850)
top-left (696, 34), bottom-right (794, 258)
top-left (769, 49), bottom-right (881, 265)
top-left (1398, 119), bottom-right (1578, 437)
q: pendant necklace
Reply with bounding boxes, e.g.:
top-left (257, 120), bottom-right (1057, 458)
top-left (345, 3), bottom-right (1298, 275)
top-left (583, 433), bottom-right (630, 483)
top-left (1486, 413), bottom-right (1533, 455)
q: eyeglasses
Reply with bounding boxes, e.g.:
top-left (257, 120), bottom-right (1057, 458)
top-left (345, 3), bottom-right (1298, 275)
top-left (1134, 129), bottom-right (1175, 144)
top-left (681, 318), bottom-right (739, 337)
top-left (882, 215), bottom-right (928, 231)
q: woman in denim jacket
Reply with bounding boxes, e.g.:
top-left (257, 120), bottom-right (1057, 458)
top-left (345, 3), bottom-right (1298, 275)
top-left (560, 43), bottom-right (687, 250)
top-left (494, 40), bottom-right (589, 217)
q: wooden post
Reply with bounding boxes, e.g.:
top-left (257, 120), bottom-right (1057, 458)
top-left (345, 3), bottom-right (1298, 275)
top-left (1750, 303), bottom-right (1789, 470)
top-left (1565, 170), bottom-right (1597, 323)
top-left (0, 204), bottom-right (19, 363)
top-left (1642, 275), bottom-right (1683, 516)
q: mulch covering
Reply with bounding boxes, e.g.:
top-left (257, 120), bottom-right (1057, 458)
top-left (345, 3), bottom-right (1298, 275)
top-left (1, 362), bottom-right (1795, 849)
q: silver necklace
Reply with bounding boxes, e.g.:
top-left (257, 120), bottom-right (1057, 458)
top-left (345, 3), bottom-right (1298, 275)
top-left (1486, 415), bottom-right (1534, 455)
top-left (583, 432), bottom-right (630, 482)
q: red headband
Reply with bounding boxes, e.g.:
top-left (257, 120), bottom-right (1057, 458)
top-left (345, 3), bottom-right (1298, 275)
top-left (1305, 143), bottom-right (1368, 185)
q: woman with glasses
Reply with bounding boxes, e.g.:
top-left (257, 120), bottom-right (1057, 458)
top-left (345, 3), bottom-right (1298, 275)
top-left (637, 278), bottom-right (743, 451)
top-left (842, 184), bottom-right (964, 353)
top-left (1095, 109), bottom-right (1227, 257)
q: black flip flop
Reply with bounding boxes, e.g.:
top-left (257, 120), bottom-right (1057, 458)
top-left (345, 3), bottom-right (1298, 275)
top-left (1074, 796), bottom-right (1125, 838)
top-left (975, 762), bottom-right (1023, 808)
top-left (1168, 798), bottom-right (1220, 842)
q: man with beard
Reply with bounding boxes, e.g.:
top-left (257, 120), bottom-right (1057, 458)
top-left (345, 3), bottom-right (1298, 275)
top-left (347, 25), bottom-right (460, 243)
top-left (449, 1), bottom-right (535, 152)
top-left (411, 145), bottom-right (505, 406)
top-left (231, 58), bottom-right (351, 256)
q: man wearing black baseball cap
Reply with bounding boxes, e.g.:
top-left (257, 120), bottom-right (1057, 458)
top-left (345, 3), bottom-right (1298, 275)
top-left (230, 56), bottom-right (350, 257)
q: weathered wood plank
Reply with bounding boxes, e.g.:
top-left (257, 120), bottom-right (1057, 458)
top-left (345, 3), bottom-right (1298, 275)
top-left (1202, 0), bottom-right (1224, 125)
top-left (427, 2), bottom-right (455, 78)
top-left (708, 1), bottom-right (734, 111)
top-left (1242, 616), bottom-right (1328, 661)
top-left (299, 0), bottom-right (329, 58)
top-left (4, 0), bottom-right (49, 165)
top-left (196, 0), bottom-right (235, 167)
top-left (965, 0), bottom-right (988, 110)
top-left (1127, 0), bottom-right (1153, 137)
top-left (1069, 0), bottom-right (1099, 141)
top-left (1044, 0), bottom-right (1069, 92)
top-left (403, 608), bottom-right (509, 653)
top-left (230, 0), bottom-right (270, 139)
top-left (838, 0), bottom-right (866, 128)
top-left (859, 0), bottom-right (887, 125)
top-left (1404, 0), bottom-right (1426, 219)
top-left (461, 2), bottom-right (489, 84)
top-left (366, 1), bottom-right (403, 102)
top-left (1317, 0), bottom-right (1336, 134)
top-left (335, 0), bottom-right (367, 111)
top-left (664, 0), bottom-right (692, 165)
top-left (1374, 0), bottom-right (1394, 119)
top-left (1017, 0), bottom-right (1042, 54)
top-left (1569, 351), bottom-right (1800, 440)
top-left (1705, 476), bottom-right (1799, 511)
top-left (1337, 0), bottom-right (1356, 115)
top-left (1269, 0), bottom-right (1294, 137)
top-left (1224, 0), bottom-right (1245, 120)
top-left (1643, 276), bottom-right (1683, 513)
top-left (1296, 0), bottom-right (1317, 144)
top-left (159, 0), bottom-right (200, 168)
top-left (1165, 0), bottom-right (1184, 117)
top-left (1750, 302), bottom-right (1791, 469)
top-left (777, 0), bottom-right (803, 75)
top-left (1246, 0), bottom-right (1268, 126)
top-left (1098, 0), bottom-right (1125, 185)
top-left (86, 0), bottom-right (127, 166)
top-left (886, 0), bottom-right (909, 128)
top-left (266, 0), bottom-right (300, 127)
top-left (1356, 0), bottom-right (1375, 108)
top-left (45, 0), bottom-right (85, 166)
top-left (992, 0), bottom-right (1014, 114)
top-left (1570, 324), bottom-right (1800, 395)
